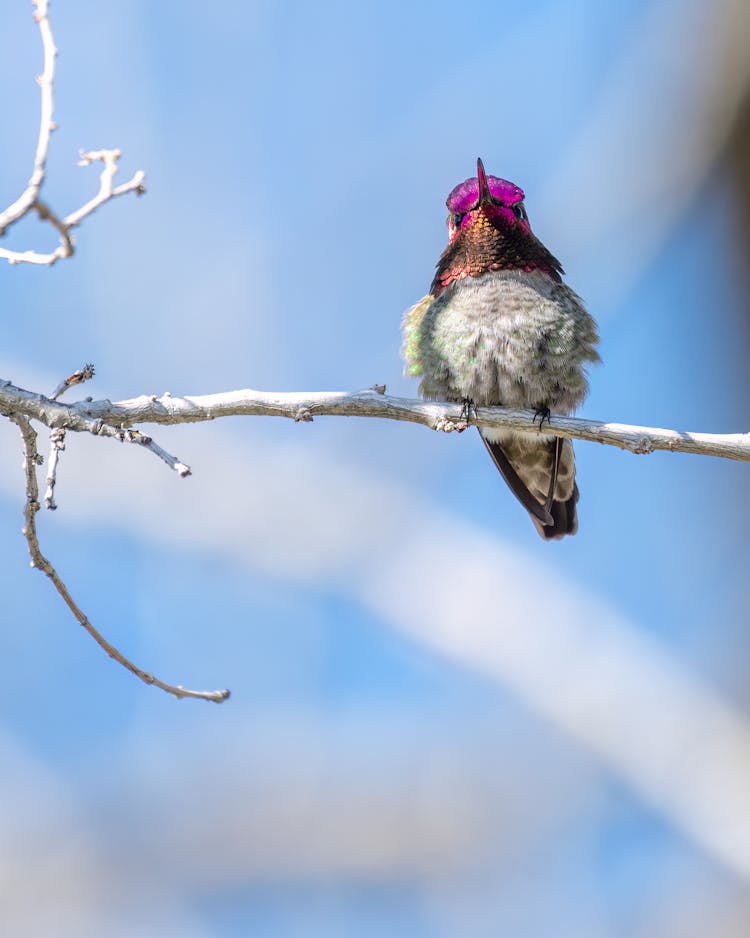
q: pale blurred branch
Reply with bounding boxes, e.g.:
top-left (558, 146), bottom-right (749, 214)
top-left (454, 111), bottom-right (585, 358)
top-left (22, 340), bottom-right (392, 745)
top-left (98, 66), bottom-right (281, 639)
top-left (0, 0), bottom-right (145, 266)
top-left (11, 413), bottom-right (230, 704)
top-left (0, 381), bottom-right (747, 463)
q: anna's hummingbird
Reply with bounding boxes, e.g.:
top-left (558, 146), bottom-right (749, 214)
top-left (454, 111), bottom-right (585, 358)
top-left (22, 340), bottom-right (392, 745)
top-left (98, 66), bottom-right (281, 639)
top-left (402, 158), bottom-right (599, 539)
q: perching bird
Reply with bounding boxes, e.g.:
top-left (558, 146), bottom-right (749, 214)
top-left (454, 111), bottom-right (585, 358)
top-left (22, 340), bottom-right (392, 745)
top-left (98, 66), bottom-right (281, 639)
top-left (402, 158), bottom-right (599, 539)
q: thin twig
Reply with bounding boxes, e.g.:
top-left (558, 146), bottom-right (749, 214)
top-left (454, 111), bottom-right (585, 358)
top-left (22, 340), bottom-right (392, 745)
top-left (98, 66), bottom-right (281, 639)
top-left (109, 427), bottom-right (192, 477)
top-left (44, 427), bottom-right (65, 510)
top-left (0, 3), bottom-right (145, 266)
top-left (45, 364), bottom-right (96, 509)
top-left (11, 414), bottom-right (229, 703)
top-left (0, 382), bottom-right (747, 463)
top-left (50, 362), bottom-right (95, 401)
top-left (65, 149), bottom-right (146, 229)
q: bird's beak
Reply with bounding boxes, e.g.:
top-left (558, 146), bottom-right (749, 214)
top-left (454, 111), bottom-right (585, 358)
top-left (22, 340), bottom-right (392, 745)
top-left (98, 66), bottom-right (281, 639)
top-left (476, 157), bottom-right (492, 206)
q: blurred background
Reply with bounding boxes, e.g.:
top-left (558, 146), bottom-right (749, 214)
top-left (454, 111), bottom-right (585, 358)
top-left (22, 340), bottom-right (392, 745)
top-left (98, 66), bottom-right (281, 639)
top-left (1, 0), bottom-right (749, 934)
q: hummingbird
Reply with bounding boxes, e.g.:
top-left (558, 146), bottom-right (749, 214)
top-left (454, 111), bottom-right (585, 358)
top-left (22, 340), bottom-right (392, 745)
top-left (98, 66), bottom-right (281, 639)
top-left (402, 158), bottom-right (599, 539)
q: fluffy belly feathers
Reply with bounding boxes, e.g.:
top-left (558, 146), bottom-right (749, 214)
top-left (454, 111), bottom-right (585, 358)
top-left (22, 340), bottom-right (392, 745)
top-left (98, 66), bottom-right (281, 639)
top-left (405, 269), bottom-right (598, 414)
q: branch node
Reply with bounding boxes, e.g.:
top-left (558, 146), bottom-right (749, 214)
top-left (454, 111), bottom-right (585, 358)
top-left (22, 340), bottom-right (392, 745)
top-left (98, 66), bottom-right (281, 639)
top-left (633, 436), bottom-right (655, 455)
top-left (294, 407), bottom-right (314, 423)
top-left (434, 416), bottom-right (457, 433)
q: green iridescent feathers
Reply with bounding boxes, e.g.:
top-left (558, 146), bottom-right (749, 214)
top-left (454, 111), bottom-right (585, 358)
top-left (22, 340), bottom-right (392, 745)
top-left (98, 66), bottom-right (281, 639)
top-left (401, 294), bottom-right (433, 377)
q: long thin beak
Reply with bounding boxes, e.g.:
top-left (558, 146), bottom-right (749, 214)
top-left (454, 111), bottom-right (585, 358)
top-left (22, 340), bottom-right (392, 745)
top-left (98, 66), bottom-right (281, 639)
top-left (476, 157), bottom-right (492, 205)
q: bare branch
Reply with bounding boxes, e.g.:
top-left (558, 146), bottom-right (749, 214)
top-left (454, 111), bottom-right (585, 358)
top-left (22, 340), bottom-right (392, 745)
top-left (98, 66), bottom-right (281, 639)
top-left (0, 3), bottom-right (145, 266)
top-left (1, 376), bottom-right (745, 699)
top-left (11, 414), bottom-right (229, 703)
top-left (0, 382), bottom-right (746, 463)
top-left (0, 380), bottom-right (191, 476)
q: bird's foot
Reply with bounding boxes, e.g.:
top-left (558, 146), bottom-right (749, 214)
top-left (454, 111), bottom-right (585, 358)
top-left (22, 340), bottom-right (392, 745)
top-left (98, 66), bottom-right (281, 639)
top-left (533, 405), bottom-right (552, 431)
top-left (455, 397), bottom-right (476, 433)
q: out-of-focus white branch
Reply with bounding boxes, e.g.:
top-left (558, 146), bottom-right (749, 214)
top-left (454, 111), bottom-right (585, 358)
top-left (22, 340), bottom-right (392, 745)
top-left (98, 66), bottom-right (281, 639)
top-left (0, 0), bottom-right (57, 234)
top-left (65, 149), bottom-right (145, 229)
top-left (11, 413), bottom-right (230, 703)
top-left (0, 381), bottom-right (747, 464)
top-left (0, 1), bottom-right (145, 266)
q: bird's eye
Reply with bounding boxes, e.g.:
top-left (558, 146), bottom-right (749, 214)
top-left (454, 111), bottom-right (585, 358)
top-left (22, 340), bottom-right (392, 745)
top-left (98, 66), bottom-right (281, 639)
top-left (450, 213), bottom-right (464, 228)
top-left (512, 203), bottom-right (528, 222)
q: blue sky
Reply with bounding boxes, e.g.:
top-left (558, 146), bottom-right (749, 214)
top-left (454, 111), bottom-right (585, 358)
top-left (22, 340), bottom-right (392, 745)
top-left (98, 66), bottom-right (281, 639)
top-left (1, 1), bottom-right (750, 935)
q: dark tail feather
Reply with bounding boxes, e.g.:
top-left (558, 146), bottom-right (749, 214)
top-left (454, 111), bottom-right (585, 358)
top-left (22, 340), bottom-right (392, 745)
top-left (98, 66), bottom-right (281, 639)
top-left (480, 436), bottom-right (554, 527)
top-left (531, 482), bottom-right (579, 540)
top-left (480, 434), bottom-right (579, 540)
